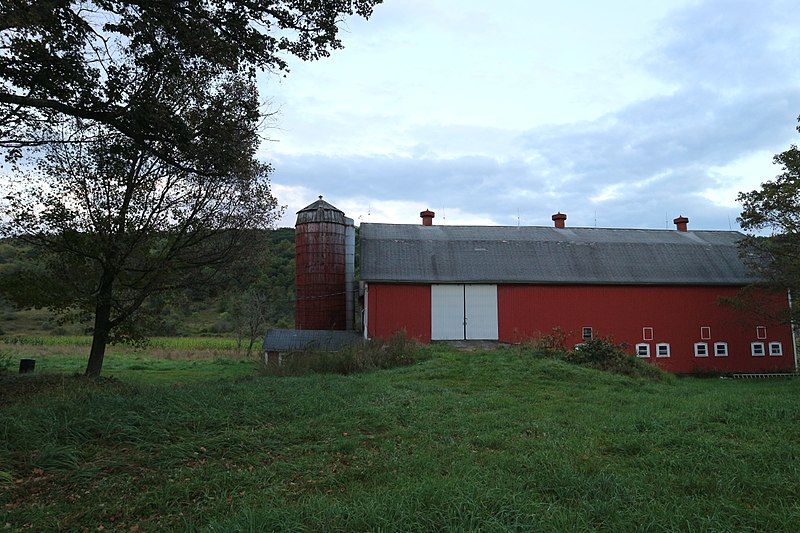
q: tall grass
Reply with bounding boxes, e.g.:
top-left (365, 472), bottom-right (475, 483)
top-left (2, 349), bottom-right (800, 530)
top-left (0, 350), bottom-right (12, 373)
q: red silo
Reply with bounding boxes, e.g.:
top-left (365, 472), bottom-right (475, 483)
top-left (295, 197), bottom-right (348, 330)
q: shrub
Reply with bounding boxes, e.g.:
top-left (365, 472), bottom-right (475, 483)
top-left (259, 332), bottom-right (419, 377)
top-left (565, 338), bottom-right (671, 382)
top-left (210, 319), bottom-right (234, 334)
top-left (517, 327), bottom-right (569, 353)
top-left (39, 318), bottom-right (57, 331)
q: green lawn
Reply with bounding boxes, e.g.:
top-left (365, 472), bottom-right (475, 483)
top-left (2, 347), bottom-right (800, 530)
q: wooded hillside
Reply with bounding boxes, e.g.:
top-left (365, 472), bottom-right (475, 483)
top-left (0, 228), bottom-right (296, 338)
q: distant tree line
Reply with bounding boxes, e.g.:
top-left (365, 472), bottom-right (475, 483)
top-left (0, 228), bottom-right (296, 348)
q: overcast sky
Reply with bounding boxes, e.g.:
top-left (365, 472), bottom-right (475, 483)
top-left (262, 0), bottom-right (800, 230)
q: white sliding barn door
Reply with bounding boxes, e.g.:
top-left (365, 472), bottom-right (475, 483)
top-left (431, 284), bottom-right (498, 341)
top-left (431, 285), bottom-right (465, 340)
top-left (465, 285), bottom-right (498, 340)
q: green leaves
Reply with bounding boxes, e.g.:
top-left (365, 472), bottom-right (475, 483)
top-left (0, 1), bottom-right (383, 159)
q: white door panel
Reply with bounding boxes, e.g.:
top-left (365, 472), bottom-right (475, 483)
top-left (465, 285), bottom-right (498, 340)
top-left (431, 285), bottom-right (465, 340)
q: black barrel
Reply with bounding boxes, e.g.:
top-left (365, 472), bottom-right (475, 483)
top-left (18, 359), bottom-right (35, 374)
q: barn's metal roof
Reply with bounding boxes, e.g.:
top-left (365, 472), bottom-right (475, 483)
top-left (263, 328), bottom-right (363, 352)
top-left (359, 224), bottom-right (757, 285)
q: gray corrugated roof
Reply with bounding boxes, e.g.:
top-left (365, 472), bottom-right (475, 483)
top-left (263, 328), bottom-right (363, 352)
top-left (359, 224), bottom-right (757, 285)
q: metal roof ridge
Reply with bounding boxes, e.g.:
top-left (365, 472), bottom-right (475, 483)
top-left (361, 222), bottom-right (743, 234)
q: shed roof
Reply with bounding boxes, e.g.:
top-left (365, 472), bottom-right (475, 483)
top-left (359, 224), bottom-right (757, 285)
top-left (263, 328), bottom-right (363, 352)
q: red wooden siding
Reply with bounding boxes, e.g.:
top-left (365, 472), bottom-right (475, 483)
top-left (367, 282), bottom-right (795, 374)
top-left (367, 284), bottom-right (431, 343)
top-left (498, 285), bottom-right (794, 374)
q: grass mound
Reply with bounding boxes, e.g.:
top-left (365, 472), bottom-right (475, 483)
top-left (259, 333), bottom-right (420, 376)
top-left (517, 336), bottom-right (671, 382)
top-left (565, 338), bottom-right (671, 381)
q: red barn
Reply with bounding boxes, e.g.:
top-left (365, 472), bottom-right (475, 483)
top-left (360, 211), bottom-right (797, 374)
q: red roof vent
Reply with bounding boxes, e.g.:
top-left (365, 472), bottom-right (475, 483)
top-left (420, 209), bottom-right (435, 226)
top-left (552, 212), bottom-right (567, 229)
top-left (673, 215), bottom-right (689, 232)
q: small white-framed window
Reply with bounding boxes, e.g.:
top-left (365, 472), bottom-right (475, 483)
top-left (714, 342), bottom-right (728, 357)
top-left (582, 327), bottom-right (593, 341)
top-left (751, 342), bottom-right (765, 357)
top-left (642, 327), bottom-right (654, 341)
top-left (694, 342), bottom-right (708, 357)
top-left (700, 327), bottom-right (711, 340)
top-left (574, 343), bottom-right (585, 351)
top-left (636, 343), bottom-right (650, 358)
top-left (769, 342), bottom-right (783, 356)
top-left (656, 343), bottom-right (670, 358)
top-left (756, 326), bottom-right (767, 340)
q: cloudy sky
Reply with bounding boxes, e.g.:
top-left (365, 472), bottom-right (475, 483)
top-left (261, 0), bottom-right (800, 230)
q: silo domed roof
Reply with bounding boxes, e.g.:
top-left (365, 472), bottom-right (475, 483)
top-left (296, 196), bottom-right (346, 225)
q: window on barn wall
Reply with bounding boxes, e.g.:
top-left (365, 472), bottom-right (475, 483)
top-left (656, 343), bottom-right (670, 357)
top-left (582, 327), bottom-right (592, 341)
top-left (751, 342), bottom-right (765, 357)
top-left (700, 327), bottom-right (711, 340)
top-left (769, 342), bottom-right (783, 356)
top-left (714, 342), bottom-right (728, 357)
top-left (694, 343), bottom-right (708, 357)
top-left (642, 327), bottom-right (653, 341)
top-left (756, 326), bottom-right (767, 340)
top-left (636, 343), bottom-right (650, 357)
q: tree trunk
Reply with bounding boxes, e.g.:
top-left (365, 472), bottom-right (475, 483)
top-left (85, 273), bottom-right (114, 377)
top-left (246, 336), bottom-right (255, 358)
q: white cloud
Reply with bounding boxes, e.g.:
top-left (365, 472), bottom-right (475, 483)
top-left (260, 0), bottom-right (800, 233)
top-left (700, 150), bottom-right (782, 208)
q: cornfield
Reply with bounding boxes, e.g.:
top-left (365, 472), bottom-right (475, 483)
top-left (0, 335), bottom-right (240, 350)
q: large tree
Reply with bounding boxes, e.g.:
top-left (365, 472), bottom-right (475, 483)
top-left (0, 1), bottom-right (381, 376)
top-left (736, 115), bottom-right (800, 323)
top-left (2, 70), bottom-right (280, 376)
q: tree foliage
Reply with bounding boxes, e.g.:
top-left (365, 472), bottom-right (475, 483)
top-left (0, 0), bottom-right (382, 162)
top-left (736, 115), bottom-right (800, 322)
top-left (2, 86), bottom-right (280, 374)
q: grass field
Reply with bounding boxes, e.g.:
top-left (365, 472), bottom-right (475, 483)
top-left (0, 336), bottom-right (250, 385)
top-left (2, 345), bottom-right (800, 530)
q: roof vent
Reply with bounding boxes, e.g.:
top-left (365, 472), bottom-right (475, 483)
top-left (673, 215), bottom-right (689, 232)
top-left (420, 209), bottom-right (435, 226)
top-left (552, 212), bottom-right (567, 229)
